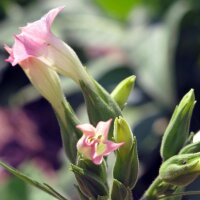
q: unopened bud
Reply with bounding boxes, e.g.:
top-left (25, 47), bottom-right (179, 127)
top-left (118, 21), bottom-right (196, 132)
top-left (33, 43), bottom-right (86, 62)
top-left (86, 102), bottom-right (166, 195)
top-left (160, 89), bottom-right (196, 161)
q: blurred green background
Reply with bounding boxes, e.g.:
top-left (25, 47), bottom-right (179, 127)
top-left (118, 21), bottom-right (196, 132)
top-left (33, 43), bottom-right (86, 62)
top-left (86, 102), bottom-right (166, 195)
top-left (0, 0), bottom-right (200, 199)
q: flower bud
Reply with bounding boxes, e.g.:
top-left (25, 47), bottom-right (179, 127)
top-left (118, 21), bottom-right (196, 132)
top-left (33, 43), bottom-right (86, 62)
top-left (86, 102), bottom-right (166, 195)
top-left (113, 117), bottom-right (139, 189)
top-left (160, 89), bottom-right (196, 161)
top-left (160, 152), bottom-right (200, 186)
top-left (111, 75), bottom-right (136, 109)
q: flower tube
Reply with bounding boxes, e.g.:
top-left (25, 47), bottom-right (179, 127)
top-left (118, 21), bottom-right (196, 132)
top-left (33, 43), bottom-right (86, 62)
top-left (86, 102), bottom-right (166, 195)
top-left (5, 6), bottom-right (92, 86)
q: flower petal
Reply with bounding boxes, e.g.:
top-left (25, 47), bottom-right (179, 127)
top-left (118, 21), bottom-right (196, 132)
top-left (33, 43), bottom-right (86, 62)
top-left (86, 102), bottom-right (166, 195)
top-left (43, 6), bottom-right (65, 30)
top-left (5, 6), bottom-right (65, 66)
top-left (5, 35), bottom-right (32, 66)
top-left (92, 155), bottom-right (104, 165)
top-left (20, 6), bottom-right (64, 40)
top-left (96, 119), bottom-right (112, 140)
top-left (103, 140), bottom-right (124, 156)
top-left (90, 143), bottom-right (104, 165)
top-left (77, 135), bottom-right (92, 159)
top-left (76, 124), bottom-right (96, 136)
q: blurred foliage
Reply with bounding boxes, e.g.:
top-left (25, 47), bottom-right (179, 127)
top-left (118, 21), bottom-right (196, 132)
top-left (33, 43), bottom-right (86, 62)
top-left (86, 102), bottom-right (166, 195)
top-left (0, 0), bottom-right (200, 199)
top-left (93, 0), bottom-right (141, 20)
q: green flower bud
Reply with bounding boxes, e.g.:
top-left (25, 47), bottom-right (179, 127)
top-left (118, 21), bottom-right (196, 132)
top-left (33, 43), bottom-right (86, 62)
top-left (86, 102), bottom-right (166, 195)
top-left (113, 117), bottom-right (139, 189)
top-left (79, 80), bottom-right (122, 139)
top-left (111, 75), bottom-right (136, 109)
top-left (160, 89), bottom-right (196, 161)
top-left (159, 152), bottom-right (200, 186)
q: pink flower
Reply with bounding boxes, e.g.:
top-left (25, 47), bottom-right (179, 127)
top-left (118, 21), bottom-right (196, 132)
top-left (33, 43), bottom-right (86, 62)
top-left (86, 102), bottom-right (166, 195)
top-left (4, 6), bottom-right (91, 85)
top-left (76, 119), bottom-right (124, 165)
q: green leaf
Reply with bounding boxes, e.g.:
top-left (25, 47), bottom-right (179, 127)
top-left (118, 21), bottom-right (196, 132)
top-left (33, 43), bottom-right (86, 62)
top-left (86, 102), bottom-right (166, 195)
top-left (0, 161), bottom-right (68, 200)
top-left (0, 177), bottom-right (28, 200)
top-left (94, 0), bottom-right (141, 20)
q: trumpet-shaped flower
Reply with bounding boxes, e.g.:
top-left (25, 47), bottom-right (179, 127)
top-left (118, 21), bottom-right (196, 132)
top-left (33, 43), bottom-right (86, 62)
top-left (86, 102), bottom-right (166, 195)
top-left (5, 6), bottom-right (91, 85)
top-left (76, 119), bottom-right (124, 165)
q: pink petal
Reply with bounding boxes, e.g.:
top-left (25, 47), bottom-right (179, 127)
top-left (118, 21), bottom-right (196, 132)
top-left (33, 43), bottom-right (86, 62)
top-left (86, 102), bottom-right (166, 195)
top-left (4, 44), bottom-right (12, 54)
top-left (96, 119), bottom-right (112, 140)
top-left (103, 140), bottom-right (124, 156)
top-left (42, 6), bottom-right (65, 30)
top-left (4, 6), bottom-right (65, 66)
top-left (76, 124), bottom-right (96, 136)
top-left (20, 6), bottom-right (64, 40)
top-left (6, 34), bottom-right (40, 66)
top-left (90, 143), bottom-right (104, 165)
top-left (92, 155), bottom-right (104, 165)
top-left (5, 35), bottom-right (28, 65)
top-left (77, 136), bottom-right (92, 159)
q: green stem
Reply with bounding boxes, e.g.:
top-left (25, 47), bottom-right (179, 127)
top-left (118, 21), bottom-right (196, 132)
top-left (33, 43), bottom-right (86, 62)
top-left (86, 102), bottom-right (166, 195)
top-left (141, 176), bottom-right (180, 200)
top-left (141, 177), bottom-right (163, 200)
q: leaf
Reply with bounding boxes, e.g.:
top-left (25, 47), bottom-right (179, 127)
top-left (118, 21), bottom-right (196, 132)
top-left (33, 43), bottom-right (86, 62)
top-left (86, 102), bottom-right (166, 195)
top-left (0, 177), bottom-right (28, 200)
top-left (0, 161), bottom-right (68, 200)
top-left (94, 0), bottom-right (141, 20)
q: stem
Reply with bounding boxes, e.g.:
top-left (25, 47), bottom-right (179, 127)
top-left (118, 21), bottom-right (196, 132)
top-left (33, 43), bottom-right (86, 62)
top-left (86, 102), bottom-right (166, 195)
top-left (158, 190), bottom-right (200, 199)
top-left (140, 176), bottom-right (180, 200)
top-left (141, 177), bottom-right (163, 200)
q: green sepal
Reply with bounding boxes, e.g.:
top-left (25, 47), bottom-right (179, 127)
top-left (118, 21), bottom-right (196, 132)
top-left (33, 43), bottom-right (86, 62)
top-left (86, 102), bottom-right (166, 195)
top-left (75, 185), bottom-right (89, 200)
top-left (160, 89), bottom-right (196, 161)
top-left (0, 161), bottom-right (68, 200)
top-left (97, 196), bottom-right (109, 200)
top-left (71, 164), bottom-right (109, 199)
top-left (141, 176), bottom-right (182, 200)
top-left (55, 101), bottom-right (82, 164)
top-left (179, 141), bottom-right (200, 154)
top-left (79, 80), bottom-right (122, 139)
top-left (111, 179), bottom-right (133, 200)
top-left (111, 75), bottom-right (136, 109)
top-left (159, 153), bottom-right (200, 186)
top-left (161, 186), bottom-right (185, 200)
top-left (77, 158), bottom-right (107, 185)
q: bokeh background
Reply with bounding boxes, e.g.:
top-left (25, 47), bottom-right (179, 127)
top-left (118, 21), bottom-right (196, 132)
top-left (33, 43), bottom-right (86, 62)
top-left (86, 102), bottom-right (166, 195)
top-left (0, 0), bottom-right (200, 199)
